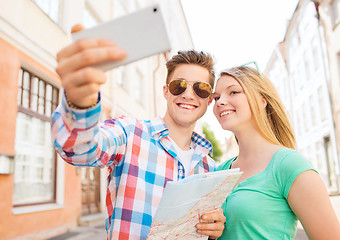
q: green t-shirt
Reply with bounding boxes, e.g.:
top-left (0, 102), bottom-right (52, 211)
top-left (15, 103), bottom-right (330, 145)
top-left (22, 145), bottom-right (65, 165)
top-left (217, 148), bottom-right (316, 240)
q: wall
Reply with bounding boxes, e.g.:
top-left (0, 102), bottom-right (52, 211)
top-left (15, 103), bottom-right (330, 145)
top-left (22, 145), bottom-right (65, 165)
top-left (0, 38), bottom-right (82, 240)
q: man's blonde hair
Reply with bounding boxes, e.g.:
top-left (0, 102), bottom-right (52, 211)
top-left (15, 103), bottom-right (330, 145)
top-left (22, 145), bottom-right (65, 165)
top-left (166, 50), bottom-right (215, 87)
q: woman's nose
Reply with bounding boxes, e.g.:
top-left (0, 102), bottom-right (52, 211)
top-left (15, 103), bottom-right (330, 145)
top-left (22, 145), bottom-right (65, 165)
top-left (216, 96), bottom-right (227, 106)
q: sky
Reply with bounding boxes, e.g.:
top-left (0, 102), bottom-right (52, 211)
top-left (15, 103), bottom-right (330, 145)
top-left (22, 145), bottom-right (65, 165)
top-left (180, 0), bottom-right (299, 141)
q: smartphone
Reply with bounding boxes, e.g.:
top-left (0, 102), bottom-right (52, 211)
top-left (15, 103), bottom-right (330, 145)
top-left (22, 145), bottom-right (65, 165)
top-left (72, 3), bottom-right (171, 71)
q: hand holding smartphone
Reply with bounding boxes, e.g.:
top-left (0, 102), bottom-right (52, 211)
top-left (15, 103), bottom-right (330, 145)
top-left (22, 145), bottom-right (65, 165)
top-left (72, 3), bottom-right (172, 71)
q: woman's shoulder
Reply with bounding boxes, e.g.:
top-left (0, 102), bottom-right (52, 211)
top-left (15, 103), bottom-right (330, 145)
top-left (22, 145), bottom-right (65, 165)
top-left (216, 156), bottom-right (238, 171)
top-left (271, 147), bottom-right (316, 182)
top-left (272, 148), bottom-right (312, 168)
top-left (272, 148), bottom-right (317, 198)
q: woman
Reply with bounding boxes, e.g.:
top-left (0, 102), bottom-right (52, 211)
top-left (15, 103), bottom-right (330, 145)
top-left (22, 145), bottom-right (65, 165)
top-left (213, 64), bottom-right (340, 239)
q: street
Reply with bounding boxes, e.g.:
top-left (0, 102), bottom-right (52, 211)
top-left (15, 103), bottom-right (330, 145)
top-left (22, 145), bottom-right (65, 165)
top-left (47, 195), bottom-right (340, 240)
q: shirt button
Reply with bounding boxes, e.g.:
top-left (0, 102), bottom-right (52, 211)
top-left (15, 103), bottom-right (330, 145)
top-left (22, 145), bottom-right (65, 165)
top-left (55, 147), bottom-right (66, 158)
top-left (66, 112), bottom-right (76, 120)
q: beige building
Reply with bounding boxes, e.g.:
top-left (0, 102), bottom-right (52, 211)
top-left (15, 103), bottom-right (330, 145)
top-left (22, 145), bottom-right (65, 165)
top-left (313, 0), bottom-right (340, 164)
top-left (0, 0), bottom-right (193, 239)
top-left (265, 0), bottom-right (340, 194)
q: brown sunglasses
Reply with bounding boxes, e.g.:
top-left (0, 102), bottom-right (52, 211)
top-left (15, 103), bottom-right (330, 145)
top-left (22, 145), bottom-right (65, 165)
top-left (167, 79), bottom-right (212, 99)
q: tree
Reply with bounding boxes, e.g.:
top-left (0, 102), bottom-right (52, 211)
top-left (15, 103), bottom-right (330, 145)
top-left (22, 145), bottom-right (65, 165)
top-left (202, 122), bottom-right (223, 162)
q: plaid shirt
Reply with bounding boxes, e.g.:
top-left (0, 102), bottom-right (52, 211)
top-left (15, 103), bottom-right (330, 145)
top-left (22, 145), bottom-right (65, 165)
top-left (51, 94), bottom-right (215, 240)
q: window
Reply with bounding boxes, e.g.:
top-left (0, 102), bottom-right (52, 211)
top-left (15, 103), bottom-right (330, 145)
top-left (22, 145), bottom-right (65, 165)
top-left (17, 68), bottom-right (58, 119)
top-left (115, 66), bottom-right (130, 93)
top-left (312, 39), bottom-right (321, 70)
top-left (302, 103), bottom-right (308, 132)
top-left (13, 67), bottom-right (59, 206)
top-left (304, 53), bottom-right (311, 81)
top-left (83, 7), bottom-right (99, 28)
top-left (297, 62), bottom-right (306, 90)
top-left (318, 87), bottom-right (326, 121)
top-left (295, 111), bottom-right (301, 136)
top-left (115, 67), bottom-right (125, 86)
top-left (134, 70), bottom-right (143, 103)
top-left (337, 53), bottom-right (340, 85)
top-left (310, 95), bottom-right (316, 126)
top-left (331, 0), bottom-right (340, 28)
top-left (324, 136), bottom-right (337, 191)
top-left (33, 0), bottom-right (60, 24)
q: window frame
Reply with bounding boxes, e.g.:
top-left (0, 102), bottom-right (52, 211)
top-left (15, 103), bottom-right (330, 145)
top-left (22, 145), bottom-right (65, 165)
top-left (32, 0), bottom-right (61, 24)
top-left (331, 0), bottom-right (340, 29)
top-left (14, 64), bottom-right (60, 207)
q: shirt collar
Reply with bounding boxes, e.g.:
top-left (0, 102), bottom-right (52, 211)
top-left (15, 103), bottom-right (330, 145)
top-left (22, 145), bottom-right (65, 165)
top-left (149, 117), bottom-right (213, 155)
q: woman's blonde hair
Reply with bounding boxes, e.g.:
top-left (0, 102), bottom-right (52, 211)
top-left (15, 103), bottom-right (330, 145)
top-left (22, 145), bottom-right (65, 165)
top-left (219, 66), bottom-right (296, 149)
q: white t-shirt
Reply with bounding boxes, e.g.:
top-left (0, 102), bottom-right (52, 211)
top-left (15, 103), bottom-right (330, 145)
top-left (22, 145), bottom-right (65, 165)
top-left (169, 137), bottom-right (194, 177)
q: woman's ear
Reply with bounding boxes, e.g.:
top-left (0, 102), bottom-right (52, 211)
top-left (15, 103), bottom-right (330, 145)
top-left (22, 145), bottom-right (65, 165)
top-left (261, 96), bottom-right (267, 109)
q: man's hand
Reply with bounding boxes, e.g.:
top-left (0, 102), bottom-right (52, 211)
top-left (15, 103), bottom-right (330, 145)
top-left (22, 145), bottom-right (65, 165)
top-left (55, 24), bottom-right (127, 108)
top-left (195, 208), bottom-right (226, 239)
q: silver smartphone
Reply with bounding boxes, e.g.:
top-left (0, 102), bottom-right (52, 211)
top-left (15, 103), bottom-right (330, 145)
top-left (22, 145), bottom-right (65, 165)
top-left (72, 3), bottom-right (171, 71)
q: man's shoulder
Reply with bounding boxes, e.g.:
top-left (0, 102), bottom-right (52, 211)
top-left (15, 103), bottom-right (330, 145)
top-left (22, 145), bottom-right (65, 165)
top-left (192, 131), bottom-right (213, 155)
top-left (102, 116), bottom-right (166, 136)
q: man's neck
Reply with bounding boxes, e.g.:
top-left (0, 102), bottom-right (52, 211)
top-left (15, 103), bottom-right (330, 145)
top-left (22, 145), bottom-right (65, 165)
top-left (162, 115), bottom-right (195, 150)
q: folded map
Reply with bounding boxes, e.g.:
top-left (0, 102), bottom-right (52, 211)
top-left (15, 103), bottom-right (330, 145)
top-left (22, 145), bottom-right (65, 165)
top-left (147, 168), bottom-right (242, 240)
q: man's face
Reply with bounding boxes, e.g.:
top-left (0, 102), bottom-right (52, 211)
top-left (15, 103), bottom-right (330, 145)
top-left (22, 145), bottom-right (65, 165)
top-left (163, 64), bottom-right (212, 128)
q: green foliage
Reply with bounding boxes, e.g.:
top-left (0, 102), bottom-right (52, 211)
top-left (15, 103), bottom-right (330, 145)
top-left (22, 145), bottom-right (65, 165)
top-left (202, 123), bottom-right (223, 162)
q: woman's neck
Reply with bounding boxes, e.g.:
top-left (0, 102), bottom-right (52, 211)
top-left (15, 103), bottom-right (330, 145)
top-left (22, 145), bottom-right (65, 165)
top-left (234, 128), bottom-right (281, 166)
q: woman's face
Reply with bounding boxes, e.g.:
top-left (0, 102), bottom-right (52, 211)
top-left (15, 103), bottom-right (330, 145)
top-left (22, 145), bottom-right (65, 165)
top-left (213, 75), bottom-right (253, 132)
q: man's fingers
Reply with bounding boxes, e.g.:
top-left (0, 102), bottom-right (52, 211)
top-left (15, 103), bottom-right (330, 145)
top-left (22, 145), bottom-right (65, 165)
top-left (196, 209), bottom-right (225, 239)
top-left (196, 222), bottom-right (224, 240)
top-left (71, 24), bottom-right (84, 33)
top-left (56, 38), bottom-right (119, 62)
top-left (56, 45), bottom-right (126, 76)
top-left (197, 222), bottom-right (224, 231)
top-left (201, 209), bottom-right (225, 222)
top-left (196, 220), bottom-right (225, 239)
top-left (62, 67), bottom-right (107, 89)
top-left (196, 229), bottom-right (221, 238)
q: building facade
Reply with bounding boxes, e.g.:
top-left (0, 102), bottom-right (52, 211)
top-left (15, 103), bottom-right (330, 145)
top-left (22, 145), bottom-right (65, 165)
top-left (313, 0), bottom-right (340, 182)
top-left (0, 0), bottom-right (193, 239)
top-left (265, 0), bottom-right (340, 194)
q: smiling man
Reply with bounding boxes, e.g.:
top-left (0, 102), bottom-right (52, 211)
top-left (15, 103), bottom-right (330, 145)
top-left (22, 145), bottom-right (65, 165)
top-left (51, 39), bottom-right (225, 240)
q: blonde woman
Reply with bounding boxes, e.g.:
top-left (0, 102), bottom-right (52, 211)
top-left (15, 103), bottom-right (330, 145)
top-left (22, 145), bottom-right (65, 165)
top-left (212, 64), bottom-right (340, 239)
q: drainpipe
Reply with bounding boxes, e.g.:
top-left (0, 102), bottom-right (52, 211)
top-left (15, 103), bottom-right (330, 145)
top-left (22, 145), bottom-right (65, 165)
top-left (152, 52), bottom-right (170, 117)
top-left (153, 54), bottom-right (161, 117)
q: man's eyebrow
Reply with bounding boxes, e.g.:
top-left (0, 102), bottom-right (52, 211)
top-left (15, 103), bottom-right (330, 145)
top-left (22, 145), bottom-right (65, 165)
top-left (174, 78), bottom-right (207, 83)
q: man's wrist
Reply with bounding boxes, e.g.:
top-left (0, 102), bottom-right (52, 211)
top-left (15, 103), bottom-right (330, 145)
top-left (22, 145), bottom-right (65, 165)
top-left (65, 92), bottom-right (98, 110)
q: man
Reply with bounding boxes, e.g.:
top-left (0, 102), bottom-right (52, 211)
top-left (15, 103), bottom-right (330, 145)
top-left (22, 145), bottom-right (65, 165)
top-left (52, 26), bottom-right (225, 239)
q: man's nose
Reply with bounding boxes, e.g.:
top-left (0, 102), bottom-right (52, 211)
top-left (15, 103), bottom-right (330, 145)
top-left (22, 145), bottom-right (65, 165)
top-left (181, 84), bottom-right (195, 99)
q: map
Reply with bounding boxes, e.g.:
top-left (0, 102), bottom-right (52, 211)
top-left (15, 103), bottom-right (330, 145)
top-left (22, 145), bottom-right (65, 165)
top-left (147, 169), bottom-right (242, 240)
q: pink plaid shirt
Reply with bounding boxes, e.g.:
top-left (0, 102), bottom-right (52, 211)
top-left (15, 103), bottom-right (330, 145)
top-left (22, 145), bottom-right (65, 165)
top-left (51, 94), bottom-right (215, 239)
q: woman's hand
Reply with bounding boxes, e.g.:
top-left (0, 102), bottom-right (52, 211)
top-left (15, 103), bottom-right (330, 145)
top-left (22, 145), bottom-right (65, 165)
top-left (55, 24), bottom-right (127, 108)
top-left (196, 208), bottom-right (226, 239)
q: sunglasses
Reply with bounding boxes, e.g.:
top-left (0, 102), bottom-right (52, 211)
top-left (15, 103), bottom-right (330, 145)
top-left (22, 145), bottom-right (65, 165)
top-left (167, 79), bottom-right (212, 99)
top-left (240, 61), bottom-right (262, 76)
